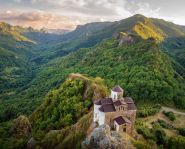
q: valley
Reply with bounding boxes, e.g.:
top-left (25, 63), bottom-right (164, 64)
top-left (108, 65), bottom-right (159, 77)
top-left (1, 14), bottom-right (185, 149)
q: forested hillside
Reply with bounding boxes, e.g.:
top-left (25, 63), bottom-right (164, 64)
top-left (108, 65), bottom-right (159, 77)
top-left (1, 14), bottom-right (185, 122)
top-left (0, 23), bottom-right (36, 97)
top-left (25, 33), bottom-right (185, 107)
top-left (1, 14), bottom-right (185, 149)
top-left (0, 74), bottom-right (108, 149)
top-left (0, 47), bottom-right (34, 94)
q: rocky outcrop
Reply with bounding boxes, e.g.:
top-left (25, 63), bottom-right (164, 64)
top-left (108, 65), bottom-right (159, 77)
top-left (82, 124), bottom-right (135, 149)
top-left (26, 137), bottom-right (38, 149)
top-left (10, 115), bottom-right (31, 138)
top-left (118, 32), bottom-right (135, 45)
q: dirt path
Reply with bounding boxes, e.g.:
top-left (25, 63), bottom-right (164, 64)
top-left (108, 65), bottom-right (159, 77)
top-left (141, 106), bottom-right (185, 129)
top-left (161, 106), bottom-right (185, 116)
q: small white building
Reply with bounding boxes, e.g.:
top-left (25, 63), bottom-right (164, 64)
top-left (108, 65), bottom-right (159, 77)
top-left (93, 85), bottom-right (137, 135)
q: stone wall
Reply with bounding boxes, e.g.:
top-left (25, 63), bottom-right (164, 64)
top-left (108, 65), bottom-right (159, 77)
top-left (119, 124), bottom-right (131, 135)
top-left (104, 109), bottom-right (136, 135)
top-left (127, 110), bottom-right (136, 130)
top-left (105, 111), bottom-right (127, 127)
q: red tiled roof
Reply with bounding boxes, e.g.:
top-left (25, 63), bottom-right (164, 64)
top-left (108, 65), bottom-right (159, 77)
top-left (112, 85), bottom-right (123, 92)
top-left (124, 97), bottom-right (134, 103)
top-left (114, 116), bottom-right (124, 125)
top-left (114, 116), bottom-right (131, 125)
top-left (99, 104), bottom-right (116, 112)
top-left (95, 98), bottom-right (116, 112)
top-left (94, 98), bottom-right (113, 106)
top-left (101, 98), bottom-right (113, 105)
top-left (114, 100), bottom-right (123, 106)
top-left (127, 103), bottom-right (136, 110)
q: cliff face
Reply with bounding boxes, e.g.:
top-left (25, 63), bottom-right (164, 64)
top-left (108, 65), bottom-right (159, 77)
top-left (82, 124), bottom-right (135, 149)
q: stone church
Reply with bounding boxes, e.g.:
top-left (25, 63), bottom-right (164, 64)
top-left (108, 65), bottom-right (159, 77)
top-left (93, 85), bottom-right (137, 135)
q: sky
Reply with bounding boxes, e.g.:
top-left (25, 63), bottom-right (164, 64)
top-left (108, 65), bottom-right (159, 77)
top-left (0, 0), bottom-right (185, 30)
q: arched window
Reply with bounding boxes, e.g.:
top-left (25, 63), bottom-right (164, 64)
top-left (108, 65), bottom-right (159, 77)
top-left (123, 127), bottom-right (126, 132)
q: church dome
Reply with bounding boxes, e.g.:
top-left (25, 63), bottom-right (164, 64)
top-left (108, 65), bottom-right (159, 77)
top-left (112, 85), bottom-right (123, 92)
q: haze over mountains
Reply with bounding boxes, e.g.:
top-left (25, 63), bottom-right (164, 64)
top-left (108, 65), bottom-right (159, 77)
top-left (1, 14), bottom-right (185, 148)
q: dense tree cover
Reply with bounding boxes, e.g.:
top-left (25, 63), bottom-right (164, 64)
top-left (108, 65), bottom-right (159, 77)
top-left (162, 36), bottom-right (185, 72)
top-left (39, 112), bottom-right (92, 149)
top-left (2, 34), bottom-right (184, 125)
top-left (0, 74), bottom-right (107, 148)
top-left (1, 14), bottom-right (185, 123)
top-left (0, 48), bottom-right (35, 94)
top-left (23, 37), bottom-right (185, 108)
top-left (0, 24), bottom-right (37, 122)
top-left (0, 118), bottom-right (29, 149)
top-left (30, 74), bottom-right (107, 139)
top-left (0, 22), bottom-right (36, 95)
top-left (31, 78), bottom-right (87, 133)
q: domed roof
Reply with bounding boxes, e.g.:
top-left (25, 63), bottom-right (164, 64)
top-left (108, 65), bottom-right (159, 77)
top-left (112, 85), bottom-right (123, 92)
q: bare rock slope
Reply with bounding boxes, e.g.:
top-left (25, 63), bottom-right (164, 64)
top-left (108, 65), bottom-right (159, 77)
top-left (82, 124), bottom-right (135, 149)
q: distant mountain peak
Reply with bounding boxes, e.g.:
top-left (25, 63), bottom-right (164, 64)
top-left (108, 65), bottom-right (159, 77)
top-left (40, 27), bottom-right (71, 35)
top-left (133, 14), bottom-right (147, 18)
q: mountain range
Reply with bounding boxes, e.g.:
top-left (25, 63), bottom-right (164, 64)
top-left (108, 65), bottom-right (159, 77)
top-left (1, 14), bottom-right (185, 148)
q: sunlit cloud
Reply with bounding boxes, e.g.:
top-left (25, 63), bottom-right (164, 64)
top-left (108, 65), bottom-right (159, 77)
top-left (0, 0), bottom-right (185, 29)
top-left (0, 11), bottom-right (87, 29)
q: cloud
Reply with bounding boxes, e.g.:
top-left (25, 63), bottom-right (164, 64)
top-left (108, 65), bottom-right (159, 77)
top-left (0, 0), bottom-right (185, 29)
top-left (7, 0), bottom-right (132, 18)
top-left (125, 1), bottom-right (161, 18)
top-left (0, 11), bottom-right (87, 29)
top-left (6, 10), bottom-right (12, 14)
top-left (9, 0), bottom-right (161, 21)
top-left (0, 1), bottom-right (163, 18)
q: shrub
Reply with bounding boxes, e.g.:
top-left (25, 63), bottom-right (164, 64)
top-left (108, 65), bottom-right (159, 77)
top-left (137, 127), bottom-right (155, 140)
top-left (152, 119), bottom-right (174, 129)
top-left (84, 99), bottom-right (92, 110)
top-left (155, 128), bottom-right (167, 145)
top-left (177, 128), bottom-right (185, 137)
top-left (137, 104), bottom-right (161, 118)
top-left (162, 111), bottom-right (176, 121)
top-left (132, 140), bottom-right (152, 149)
top-left (167, 135), bottom-right (185, 149)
